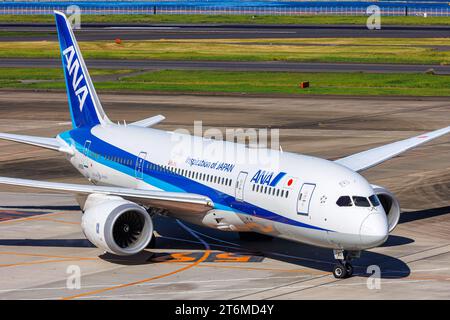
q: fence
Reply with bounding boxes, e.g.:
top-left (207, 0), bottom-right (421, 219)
top-left (0, 2), bottom-right (449, 16)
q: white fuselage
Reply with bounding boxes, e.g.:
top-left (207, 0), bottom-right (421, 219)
top-left (59, 124), bottom-right (389, 251)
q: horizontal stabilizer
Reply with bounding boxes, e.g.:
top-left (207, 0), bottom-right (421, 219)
top-left (0, 132), bottom-right (73, 155)
top-left (130, 115), bottom-right (165, 128)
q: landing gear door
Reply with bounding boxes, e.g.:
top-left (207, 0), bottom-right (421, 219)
top-left (235, 171), bottom-right (248, 202)
top-left (297, 183), bottom-right (316, 216)
top-left (82, 140), bottom-right (91, 169)
top-left (135, 151), bottom-right (147, 180)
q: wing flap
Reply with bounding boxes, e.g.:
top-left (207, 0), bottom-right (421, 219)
top-left (0, 177), bottom-right (213, 214)
top-left (335, 126), bottom-right (450, 172)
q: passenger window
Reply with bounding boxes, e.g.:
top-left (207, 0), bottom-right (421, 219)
top-left (353, 196), bottom-right (371, 207)
top-left (369, 195), bottom-right (381, 207)
top-left (336, 196), bottom-right (352, 207)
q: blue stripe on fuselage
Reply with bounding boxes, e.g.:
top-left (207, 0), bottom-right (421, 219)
top-left (59, 128), bottom-right (332, 232)
top-left (269, 172), bottom-right (287, 187)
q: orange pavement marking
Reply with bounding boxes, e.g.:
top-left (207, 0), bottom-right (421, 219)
top-left (0, 211), bottom-right (67, 225)
top-left (62, 249), bottom-right (212, 300)
top-left (0, 257), bottom-right (97, 268)
top-left (0, 251), bottom-right (96, 260)
top-left (34, 217), bottom-right (79, 225)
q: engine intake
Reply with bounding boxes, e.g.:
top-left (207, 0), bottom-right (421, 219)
top-left (113, 210), bottom-right (146, 249)
top-left (81, 194), bottom-right (153, 256)
top-left (371, 185), bottom-right (401, 233)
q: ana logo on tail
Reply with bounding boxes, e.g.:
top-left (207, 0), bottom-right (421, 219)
top-left (63, 45), bottom-right (88, 112)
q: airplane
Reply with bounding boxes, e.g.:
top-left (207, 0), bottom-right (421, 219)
top-left (0, 11), bottom-right (449, 279)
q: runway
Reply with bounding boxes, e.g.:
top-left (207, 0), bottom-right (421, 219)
top-left (1, 24), bottom-right (450, 41)
top-left (0, 90), bottom-right (450, 299)
top-left (2, 58), bottom-right (450, 74)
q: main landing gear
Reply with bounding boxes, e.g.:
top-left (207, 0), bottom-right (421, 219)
top-left (332, 250), bottom-right (360, 279)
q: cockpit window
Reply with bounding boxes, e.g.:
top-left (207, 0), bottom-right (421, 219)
top-left (369, 195), bottom-right (381, 207)
top-left (352, 196), bottom-right (370, 207)
top-left (336, 196), bottom-right (352, 207)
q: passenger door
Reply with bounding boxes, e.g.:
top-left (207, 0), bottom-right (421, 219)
top-left (235, 171), bottom-right (248, 202)
top-left (82, 140), bottom-right (91, 169)
top-left (135, 151), bottom-right (147, 180)
top-left (297, 183), bottom-right (316, 216)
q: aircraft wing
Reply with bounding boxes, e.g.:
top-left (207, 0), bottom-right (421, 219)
top-left (0, 177), bottom-right (213, 214)
top-left (0, 132), bottom-right (74, 155)
top-left (335, 125), bottom-right (450, 172)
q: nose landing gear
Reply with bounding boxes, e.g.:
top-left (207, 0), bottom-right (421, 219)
top-left (332, 250), bottom-right (359, 279)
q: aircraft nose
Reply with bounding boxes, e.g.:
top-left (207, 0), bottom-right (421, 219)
top-left (359, 212), bottom-right (389, 248)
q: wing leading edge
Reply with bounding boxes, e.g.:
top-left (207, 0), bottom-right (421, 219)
top-left (335, 125), bottom-right (450, 172)
top-left (0, 177), bottom-right (214, 215)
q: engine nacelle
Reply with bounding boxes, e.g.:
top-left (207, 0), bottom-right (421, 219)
top-left (371, 185), bottom-right (401, 233)
top-left (81, 194), bottom-right (153, 256)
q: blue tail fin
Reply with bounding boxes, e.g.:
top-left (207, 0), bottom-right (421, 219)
top-left (54, 11), bottom-right (111, 128)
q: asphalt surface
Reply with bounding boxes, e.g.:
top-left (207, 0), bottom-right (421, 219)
top-left (1, 91), bottom-right (450, 299)
top-left (1, 58), bottom-right (449, 74)
top-left (1, 24), bottom-right (450, 41)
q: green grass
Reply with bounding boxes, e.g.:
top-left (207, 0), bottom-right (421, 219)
top-left (0, 31), bottom-right (55, 38)
top-left (0, 38), bottom-right (449, 65)
top-left (0, 68), bottom-right (132, 80)
top-left (0, 68), bottom-right (133, 88)
top-left (0, 14), bottom-right (449, 26)
top-left (1, 68), bottom-right (449, 97)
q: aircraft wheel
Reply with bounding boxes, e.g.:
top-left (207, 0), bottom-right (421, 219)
top-left (332, 263), bottom-right (348, 279)
top-left (345, 263), bottom-right (353, 277)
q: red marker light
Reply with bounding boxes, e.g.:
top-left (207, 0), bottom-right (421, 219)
top-left (287, 179), bottom-right (293, 186)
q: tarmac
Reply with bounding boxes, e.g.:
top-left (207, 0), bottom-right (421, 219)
top-left (0, 90), bottom-right (450, 299)
top-left (2, 24), bottom-right (450, 41)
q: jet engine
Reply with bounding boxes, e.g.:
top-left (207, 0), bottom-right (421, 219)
top-left (81, 194), bottom-right (153, 256)
top-left (371, 185), bottom-right (401, 232)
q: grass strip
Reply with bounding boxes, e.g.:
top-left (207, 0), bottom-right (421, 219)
top-left (0, 38), bottom-right (449, 65)
top-left (1, 68), bottom-right (448, 97)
